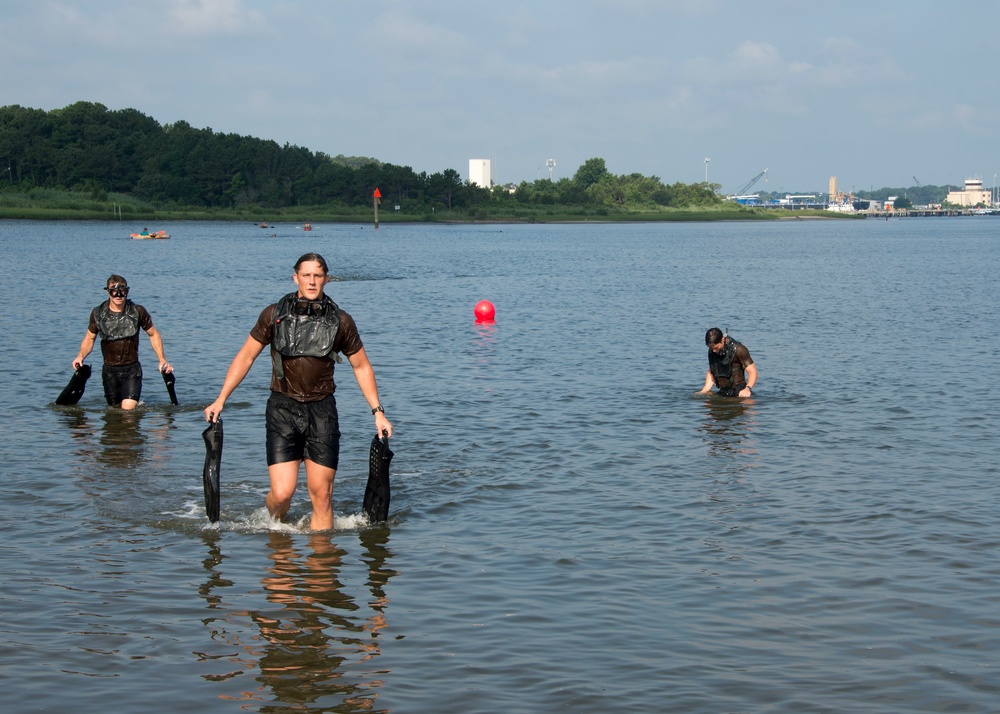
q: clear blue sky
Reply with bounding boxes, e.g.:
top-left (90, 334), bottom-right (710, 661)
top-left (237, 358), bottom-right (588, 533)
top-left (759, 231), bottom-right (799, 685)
top-left (4, 0), bottom-right (998, 195)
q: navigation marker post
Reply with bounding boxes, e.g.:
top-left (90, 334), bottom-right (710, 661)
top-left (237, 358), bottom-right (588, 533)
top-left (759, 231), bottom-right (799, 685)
top-left (373, 187), bottom-right (381, 229)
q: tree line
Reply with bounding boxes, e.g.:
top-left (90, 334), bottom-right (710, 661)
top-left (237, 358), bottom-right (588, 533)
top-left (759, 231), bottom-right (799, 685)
top-left (0, 102), bottom-right (723, 213)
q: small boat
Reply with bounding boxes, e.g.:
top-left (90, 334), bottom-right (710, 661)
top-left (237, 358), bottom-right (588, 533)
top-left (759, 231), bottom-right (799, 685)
top-left (130, 230), bottom-right (170, 240)
top-left (303, 223), bottom-right (312, 231)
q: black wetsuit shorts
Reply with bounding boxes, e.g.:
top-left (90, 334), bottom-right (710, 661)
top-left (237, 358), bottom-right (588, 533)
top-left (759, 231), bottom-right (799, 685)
top-left (102, 362), bottom-right (142, 405)
top-left (265, 392), bottom-right (341, 468)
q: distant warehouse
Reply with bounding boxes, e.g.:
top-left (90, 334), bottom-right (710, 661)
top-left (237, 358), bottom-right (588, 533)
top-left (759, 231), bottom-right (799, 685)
top-left (945, 178), bottom-right (991, 207)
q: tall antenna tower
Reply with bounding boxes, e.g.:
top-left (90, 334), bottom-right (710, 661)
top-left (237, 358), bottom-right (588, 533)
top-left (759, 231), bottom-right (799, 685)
top-left (546, 158), bottom-right (556, 181)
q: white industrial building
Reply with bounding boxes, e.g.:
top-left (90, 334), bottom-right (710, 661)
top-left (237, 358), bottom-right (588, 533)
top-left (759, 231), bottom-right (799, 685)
top-left (469, 159), bottom-right (491, 189)
top-left (945, 178), bottom-right (992, 207)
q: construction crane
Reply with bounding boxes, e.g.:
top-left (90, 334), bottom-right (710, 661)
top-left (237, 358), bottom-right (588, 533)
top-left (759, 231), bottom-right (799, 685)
top-left (913, 176), bottom-right (921, 187)
top-left (735, 168), bottom-right (768, 196)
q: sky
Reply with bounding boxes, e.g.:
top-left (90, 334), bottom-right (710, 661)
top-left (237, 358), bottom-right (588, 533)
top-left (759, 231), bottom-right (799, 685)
top-left (3, 0), bottom-right (999, 195)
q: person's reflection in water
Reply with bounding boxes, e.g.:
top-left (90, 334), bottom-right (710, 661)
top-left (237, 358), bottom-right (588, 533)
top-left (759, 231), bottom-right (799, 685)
top-left (58, 406), bottom-right (172, 470)
top-left (698, 397), bottom-right (762, 564)
top-left (700, 396), bottom-right (758, 458)
top-left (57, 408), bottom-right (96, 451)
top-left (57, 406), bottom-right (175, 525)
top-left (98, 408), bottom-right (144, 468)
top-left (202, 530), bottom-right (396, 711)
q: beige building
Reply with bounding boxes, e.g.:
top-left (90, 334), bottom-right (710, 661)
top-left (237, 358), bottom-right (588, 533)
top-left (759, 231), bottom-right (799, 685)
top-left (945, 178), bottom-right (991, 207)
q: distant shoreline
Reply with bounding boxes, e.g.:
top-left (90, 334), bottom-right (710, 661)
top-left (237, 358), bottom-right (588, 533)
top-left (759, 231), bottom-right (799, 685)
top-left (0, 207), bottom-right (859, 223)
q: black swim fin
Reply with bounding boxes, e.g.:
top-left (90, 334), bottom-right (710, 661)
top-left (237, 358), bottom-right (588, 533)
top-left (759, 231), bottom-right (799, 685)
top-left (363, 432), bottom-right (393, 522)
top-left (162, 369), bottom-right (178, 405)
top-left (201, 418), bottom-right (223, 523)
top-left (56, 365), bottom-right (92, 406)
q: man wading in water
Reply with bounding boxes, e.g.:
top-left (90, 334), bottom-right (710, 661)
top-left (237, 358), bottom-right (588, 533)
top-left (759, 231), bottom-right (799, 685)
top-left (72, 274), bottom-right (173, 410)
top-left (697, 327), bottom-right (758, 398)
top-left (204, 253), bottom-right (393, 530)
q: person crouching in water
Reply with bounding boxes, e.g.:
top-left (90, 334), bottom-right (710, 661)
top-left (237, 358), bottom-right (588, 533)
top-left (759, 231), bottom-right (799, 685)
top-left (697, 327), bottom-right (757, 398)
top-left (72, 274), bottom-right (172, 410)
top-left (203, 253), bottom-right (393, 531)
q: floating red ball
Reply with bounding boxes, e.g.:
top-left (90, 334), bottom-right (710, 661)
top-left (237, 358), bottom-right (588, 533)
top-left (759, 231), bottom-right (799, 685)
top-left (474, 300), bottom-right (496, 322)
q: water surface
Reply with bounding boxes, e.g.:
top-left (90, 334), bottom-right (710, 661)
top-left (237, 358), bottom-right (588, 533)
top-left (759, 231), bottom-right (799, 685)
top-left (1, 216), bottom-right (999, 712)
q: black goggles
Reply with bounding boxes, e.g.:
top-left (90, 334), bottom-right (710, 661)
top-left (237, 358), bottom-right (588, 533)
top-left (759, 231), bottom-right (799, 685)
top-left (293, 299), bottom-right (325, 316)
top-left (106, 285), bottom-right (130, 297)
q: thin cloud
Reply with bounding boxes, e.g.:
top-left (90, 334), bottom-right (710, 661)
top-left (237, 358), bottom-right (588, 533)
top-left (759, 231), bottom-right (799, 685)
top-left (168, 0), bottom-right (268, 36)
top-left (908, 103), bottom-right (996, 134)
top-left (367, 11), bottom-right (473, 58)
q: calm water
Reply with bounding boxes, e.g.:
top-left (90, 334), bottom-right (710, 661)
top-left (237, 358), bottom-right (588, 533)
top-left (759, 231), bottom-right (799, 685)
top-left (1, 216), bottom-right (999, 713)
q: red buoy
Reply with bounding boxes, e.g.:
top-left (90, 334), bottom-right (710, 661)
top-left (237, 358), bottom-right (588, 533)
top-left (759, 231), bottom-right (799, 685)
top-left (474, 299), bottom-right (496, 322)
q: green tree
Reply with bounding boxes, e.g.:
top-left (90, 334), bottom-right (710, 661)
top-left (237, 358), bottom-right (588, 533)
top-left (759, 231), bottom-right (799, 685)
top-left (573, 158), bottom-right (609, 190)
top-left (427, 168), bottom-right (463, 209)
top-left (1, 105), bottom-right (734, 214)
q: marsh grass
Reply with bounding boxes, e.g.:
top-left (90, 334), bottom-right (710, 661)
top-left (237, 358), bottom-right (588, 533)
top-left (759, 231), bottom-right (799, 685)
top-left (1, 188), bottom-right (845, 223)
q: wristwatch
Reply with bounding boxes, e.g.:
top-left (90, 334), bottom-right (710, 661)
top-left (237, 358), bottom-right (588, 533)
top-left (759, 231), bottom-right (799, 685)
top-left (371, 405), bottom-right (384, 415)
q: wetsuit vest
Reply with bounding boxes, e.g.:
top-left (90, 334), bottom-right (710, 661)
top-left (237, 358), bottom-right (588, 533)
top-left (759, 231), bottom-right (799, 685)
top-left (708, 336), bottom-right (743, 385)
top-left (271, 292), bottom-right (340, 381)
top-left (95, 300), bottom-right (141, 342)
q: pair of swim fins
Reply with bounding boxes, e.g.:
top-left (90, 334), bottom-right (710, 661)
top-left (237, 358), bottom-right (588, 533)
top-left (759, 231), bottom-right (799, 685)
top-left (55, 365), bottom-right (178, 405)
top-left (199, 424), bottom-right (389, 525)
top-left (59, 368), bottom-right (377, 527)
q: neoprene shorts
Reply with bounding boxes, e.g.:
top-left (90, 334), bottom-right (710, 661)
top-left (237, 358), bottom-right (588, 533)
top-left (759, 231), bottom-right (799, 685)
top-left (102, 362), bottom-right (142, 405)
top-left (265, 392), bottom-right (341, 468)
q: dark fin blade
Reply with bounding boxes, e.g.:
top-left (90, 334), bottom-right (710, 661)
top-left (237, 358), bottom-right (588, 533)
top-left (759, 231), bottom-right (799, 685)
top-left (201, 418), bottom-right (223, 522)
top-left (56, 365), bottom-right (92, 406)
top-left (363, 434), bottom-right (393, 522)
top-left (162, 370), bottom-right (178, 405)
